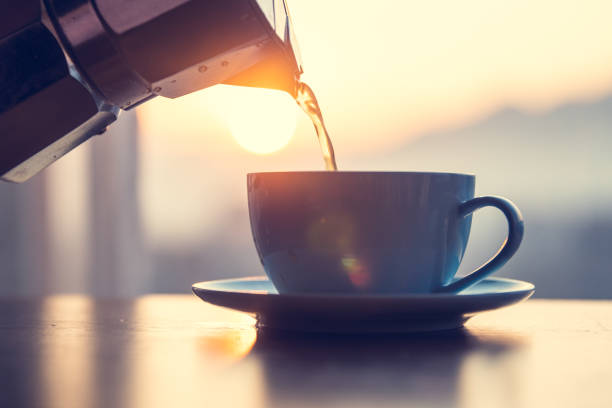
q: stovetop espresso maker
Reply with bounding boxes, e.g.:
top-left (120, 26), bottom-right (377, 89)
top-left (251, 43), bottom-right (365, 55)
top-left (0, 0), bottom-right (302, 182)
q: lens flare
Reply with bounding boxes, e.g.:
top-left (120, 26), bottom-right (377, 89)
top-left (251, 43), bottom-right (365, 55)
top-left (341, 256), bottom-right (371, 288)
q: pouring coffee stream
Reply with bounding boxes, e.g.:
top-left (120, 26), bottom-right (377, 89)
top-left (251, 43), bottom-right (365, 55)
top-left (295, 82), bottom-right (338, 171)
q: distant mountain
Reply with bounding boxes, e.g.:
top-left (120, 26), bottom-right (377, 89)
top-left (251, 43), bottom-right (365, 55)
top-left (400, 95), bottom-right (612, 147)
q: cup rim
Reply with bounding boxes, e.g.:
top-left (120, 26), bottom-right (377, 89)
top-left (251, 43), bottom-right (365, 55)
top-left (247, 171), bottom-right (475, 178)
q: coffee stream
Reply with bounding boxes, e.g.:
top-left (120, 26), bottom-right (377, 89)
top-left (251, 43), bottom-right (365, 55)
top-left (295, 82), bottom-right (338, 171)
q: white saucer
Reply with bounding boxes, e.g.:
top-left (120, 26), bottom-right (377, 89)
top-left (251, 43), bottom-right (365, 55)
top-left (192, 276), bottom-right (534, 333)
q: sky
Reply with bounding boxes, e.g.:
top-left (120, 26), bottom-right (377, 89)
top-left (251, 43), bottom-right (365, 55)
top-left (139, 0), bottom-right (612, 155)
top-left (131, 0), bottom-right (612, 248)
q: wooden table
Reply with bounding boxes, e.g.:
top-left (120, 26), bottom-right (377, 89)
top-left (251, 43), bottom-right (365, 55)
top-left (0, 296), bottom-right (610, 408)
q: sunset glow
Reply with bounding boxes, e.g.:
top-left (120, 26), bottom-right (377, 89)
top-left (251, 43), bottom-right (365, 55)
top-left (139, 0), bottom-right (612, 159)
top-left (212, 86), bottom-right (297, 154)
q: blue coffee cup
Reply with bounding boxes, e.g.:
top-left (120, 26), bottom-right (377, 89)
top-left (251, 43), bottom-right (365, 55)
top-left (248, 171), bottom-right (523, 294)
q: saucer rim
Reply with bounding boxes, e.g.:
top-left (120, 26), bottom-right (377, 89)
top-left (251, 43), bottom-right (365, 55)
top-left (191, 276), bottom-right (535, 300)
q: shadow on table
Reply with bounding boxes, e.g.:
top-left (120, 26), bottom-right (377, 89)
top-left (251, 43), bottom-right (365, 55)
top-left (249, 327), bottom-right (526, 407)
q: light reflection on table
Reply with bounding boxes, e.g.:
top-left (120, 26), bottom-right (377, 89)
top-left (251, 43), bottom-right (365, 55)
top-left (0, 296), bottom-right (610, 408)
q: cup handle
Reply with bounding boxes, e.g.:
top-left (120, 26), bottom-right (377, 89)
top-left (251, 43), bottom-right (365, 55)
top-left (437, 196), bottom-right (524, 293)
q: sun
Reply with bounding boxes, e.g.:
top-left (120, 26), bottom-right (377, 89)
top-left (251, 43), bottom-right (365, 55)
top-left (210, 85), bottom-right (298, 154)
